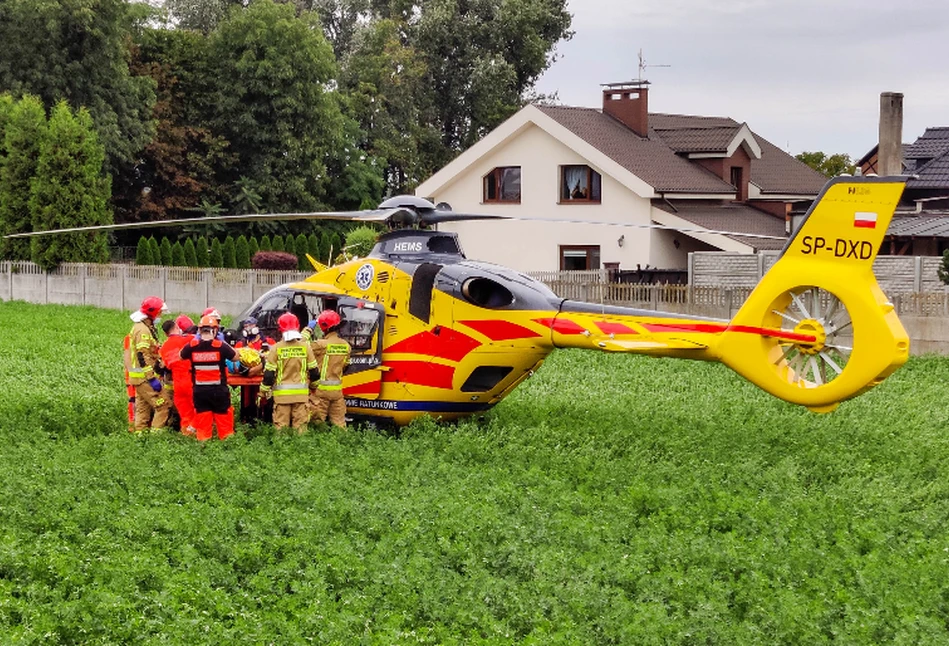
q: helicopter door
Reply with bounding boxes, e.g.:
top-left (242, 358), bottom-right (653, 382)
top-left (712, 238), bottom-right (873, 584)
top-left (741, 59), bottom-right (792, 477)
top-left (337, 299), bottom-right (385, 400)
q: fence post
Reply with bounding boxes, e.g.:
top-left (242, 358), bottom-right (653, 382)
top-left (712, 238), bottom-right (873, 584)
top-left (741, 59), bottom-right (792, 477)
top-left (247, 268), bottom-right (254, 305)
top-left (687, 252), bottom-right (694, 286)
top-left (203, 269), bottom-right (211, 310)
top-left (121, 265), bottom-right (127, 310)
top-left (79, 263), bottom-right (89, 305)
top-left (914, 256), bottom-right (922, 293)
top-left (757, 253), bottom-right (765, 281)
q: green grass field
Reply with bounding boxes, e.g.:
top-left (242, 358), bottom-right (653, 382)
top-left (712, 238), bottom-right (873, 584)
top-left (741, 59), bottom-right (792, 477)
top-left (1, 300), bottom-right (949, 644)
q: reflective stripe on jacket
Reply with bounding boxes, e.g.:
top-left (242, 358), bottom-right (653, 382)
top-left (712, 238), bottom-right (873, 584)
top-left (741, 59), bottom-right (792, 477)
top-left (263, 340), bottom-right (316, 404)
top-left (312, 332), bottom-right (351, 392)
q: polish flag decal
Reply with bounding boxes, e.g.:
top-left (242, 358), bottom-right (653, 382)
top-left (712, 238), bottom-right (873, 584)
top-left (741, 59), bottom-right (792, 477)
top-left (854, 211), bottom-right (878, 229)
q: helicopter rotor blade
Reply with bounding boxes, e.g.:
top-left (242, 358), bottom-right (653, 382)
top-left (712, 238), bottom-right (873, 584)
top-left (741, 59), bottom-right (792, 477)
top-left (3, 208), bottom-right (409, 239)
top-left (419, 212), bottom-right (510, 225)
top-left (455, 215), bottom-right (786, 241)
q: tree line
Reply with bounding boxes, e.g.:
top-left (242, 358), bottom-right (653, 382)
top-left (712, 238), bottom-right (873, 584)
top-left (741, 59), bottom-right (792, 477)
top-left (0, 0), bottom-right (572, 267)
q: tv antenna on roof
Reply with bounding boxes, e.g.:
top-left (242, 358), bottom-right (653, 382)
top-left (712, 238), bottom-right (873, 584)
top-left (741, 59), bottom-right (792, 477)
top-left (637, 48), bottom-right (671, 84)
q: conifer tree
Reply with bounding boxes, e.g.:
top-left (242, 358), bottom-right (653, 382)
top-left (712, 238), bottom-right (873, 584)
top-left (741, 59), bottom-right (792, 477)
top-left (259, 234), bottom-right (271, 251)
top-left (159, 237), bottom-right (173, 265)
top-left (319, 230), bottom-right (334, 264)
top-left (29, 101), bottom-right (111, 270)
top-left (222, 235), bottom-right (236, 268)
top-left (271, 234), bottom-right (284, 253)
top-left (183, 238), bottom-right (197, 267)
top-left (307, 232), bottom-right (320, 264)
top-left (0, 95), bottom-right (46, 260)
top-left (235, 234), bottom-right (250, 269)
top-left (148, 236), bottom-right (160, 265)
top-left (171, 240), bottom-right (185, 266)
top-left (135, 237), bottom-right (152, 265)
top-left (195, 236), bottom-right (209, 266)
top-left (209, 238), bottom-right (223, 267)
top-left (295, 233), bottom-right (309, 270)
top-left (248, 236), bottom-right (259, 259)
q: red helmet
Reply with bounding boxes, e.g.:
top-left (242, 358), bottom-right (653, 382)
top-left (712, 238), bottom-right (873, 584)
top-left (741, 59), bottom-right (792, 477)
top-left (202, 307), bottom-right (221, 320)
top-left (278, 312), bottom-right (300, 333)
top-left (317, 310), bottom-right (341, 333)
top-left (140, 296), bottom-right (168, 319)
top-left (176, 315), bottom-right (194, 331)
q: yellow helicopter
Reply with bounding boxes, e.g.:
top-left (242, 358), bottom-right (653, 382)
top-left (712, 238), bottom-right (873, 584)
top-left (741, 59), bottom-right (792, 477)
top-left (8, 176), bottom-right (910, 426)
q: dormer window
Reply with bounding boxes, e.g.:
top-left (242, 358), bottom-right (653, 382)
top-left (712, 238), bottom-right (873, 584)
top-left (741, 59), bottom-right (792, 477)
top-left (560, 165), bottom-right (601, 203)
top-left (483, 166), bottom-right (521, 203)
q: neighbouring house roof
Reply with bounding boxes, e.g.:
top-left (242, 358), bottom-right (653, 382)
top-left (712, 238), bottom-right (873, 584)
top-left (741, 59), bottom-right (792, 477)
top-left (534, 105), bottom-right (736, 194)
top-left (909, 152), bottom-right (949, 189)
top-left (905, 127), bottom-right (949, 161)
top-left (887, 213), bottom-right (949, 238)
top-left (654, 200), bottom-right (788, 251)
top-left (649, 113), bottom-right (824, 196)
top-left (750, 135), bottom-right (829, 196)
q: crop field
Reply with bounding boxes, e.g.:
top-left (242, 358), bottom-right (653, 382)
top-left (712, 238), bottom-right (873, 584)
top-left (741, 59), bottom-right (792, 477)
top-left (1, 300), bottom-right (949, 644)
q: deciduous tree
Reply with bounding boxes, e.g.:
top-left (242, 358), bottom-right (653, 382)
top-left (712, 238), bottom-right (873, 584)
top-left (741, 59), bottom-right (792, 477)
top-left (796, 151), bottom-right (856, 178)
top-left (0, 0), bottom-right (156, 174)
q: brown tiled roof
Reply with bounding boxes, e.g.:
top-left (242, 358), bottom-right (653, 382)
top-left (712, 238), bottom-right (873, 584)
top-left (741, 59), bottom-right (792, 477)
top-left (651, 126), bottom-right (741, 154)
top-left (535, 105), bottom-right (825, 197)
top-left (656, 200), bottom-right (788, 251)
top-left (535, 105), bottom-right (735, 194)
top-left (750, 135), bottom-right (828, 195)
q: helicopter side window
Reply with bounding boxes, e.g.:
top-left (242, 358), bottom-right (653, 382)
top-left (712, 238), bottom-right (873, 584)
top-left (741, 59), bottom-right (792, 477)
top-left (249, 290), bottom-right (292, 335)
top-left (338, 305), bottom-right (380, 353)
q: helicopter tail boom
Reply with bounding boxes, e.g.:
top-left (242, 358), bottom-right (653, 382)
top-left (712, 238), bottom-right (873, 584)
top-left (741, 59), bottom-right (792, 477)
top-left (539, 176), bottom-right (909, 412)
top-left (713, 176), bottom-right (909, 411)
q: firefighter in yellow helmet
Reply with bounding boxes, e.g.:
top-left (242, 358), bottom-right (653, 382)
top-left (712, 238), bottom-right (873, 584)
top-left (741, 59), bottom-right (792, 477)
top-left (309, 309), bottom-right (351, 428)
top-left (258, 312), bottom-right (319, 433)
top-left (127, 296), bottom-right (172, 432)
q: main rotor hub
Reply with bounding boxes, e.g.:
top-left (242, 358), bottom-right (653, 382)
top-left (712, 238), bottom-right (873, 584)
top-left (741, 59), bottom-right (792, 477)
top-left (793, 318), bottom-right (826, 355)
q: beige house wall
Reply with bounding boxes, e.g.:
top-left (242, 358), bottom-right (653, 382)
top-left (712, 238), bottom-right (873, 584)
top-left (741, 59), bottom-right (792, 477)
top-left (428, 124), bottom-right (658, 273)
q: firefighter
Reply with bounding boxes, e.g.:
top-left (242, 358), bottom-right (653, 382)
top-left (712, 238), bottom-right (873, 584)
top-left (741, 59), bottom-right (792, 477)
top-left (179, 315), bottom-right (237, 441)
top-left (160, 315), bottom-right (196, 435)
top-left (309, 310), bottom-right (351, 428)
top-left (233, 317), bottom-right (275, 424)
top-left (127, 296), bottom-right (172, 432)
top-left (258, 312), bottom-right (318, 434)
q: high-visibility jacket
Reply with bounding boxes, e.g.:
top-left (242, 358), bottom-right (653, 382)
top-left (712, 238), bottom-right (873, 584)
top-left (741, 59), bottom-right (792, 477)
top-left (261, 340), bottom-right (318, 404)
top-left (311, 331), bottom-right (351, 392)
top-left (128, 320), bottom-right (162, 385)
top-left (180, 338), bottom-right (236, 388)
top-left (160, 334), bottom-right (193, 392)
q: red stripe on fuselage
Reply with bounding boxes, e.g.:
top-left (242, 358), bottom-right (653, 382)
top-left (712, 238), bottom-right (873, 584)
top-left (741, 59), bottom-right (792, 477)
top-left (344, 380), bottom-right (382, 396)
top-left (533, 318), bottom-right (586, 335)
top-left (386, 328), bottom-right (481, 361)
top-left (382, 361), bottom-right (455, 389)
top-left (594, 321), bottom-right (639, 335)
top-left (642, 322), bottom-right (817, 343)
top-left (460, 320), bottom-right (542, 341)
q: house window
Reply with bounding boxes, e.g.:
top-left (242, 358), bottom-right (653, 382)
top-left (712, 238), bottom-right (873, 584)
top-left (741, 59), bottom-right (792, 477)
top-left (560, 165), bottom-right (601, 203)
top-left (730, 166), bottom-right (743, 190)
top-left (483, 166), bottom-right (521, 203)
top-left (560, 245), bottom-right (600, 270)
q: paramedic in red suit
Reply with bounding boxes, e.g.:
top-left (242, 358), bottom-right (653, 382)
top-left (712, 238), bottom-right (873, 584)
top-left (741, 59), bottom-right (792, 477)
top-left (179, 315), bottom-right (237, 441)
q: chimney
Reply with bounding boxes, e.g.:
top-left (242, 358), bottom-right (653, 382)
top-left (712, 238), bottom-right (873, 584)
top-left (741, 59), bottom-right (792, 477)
top-left (878, 92), bottom-right (903, 176)
top-left (602, 81), bottom-right (649, 137)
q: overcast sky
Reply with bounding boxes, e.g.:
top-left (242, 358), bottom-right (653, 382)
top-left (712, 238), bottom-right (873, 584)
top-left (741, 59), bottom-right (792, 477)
top-left (534, 0), bottom-right (949, 159)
